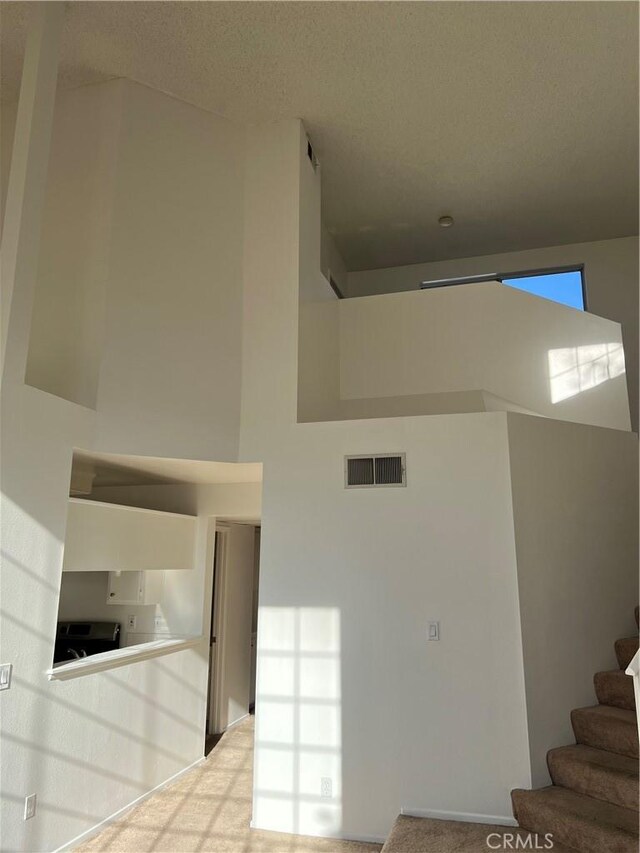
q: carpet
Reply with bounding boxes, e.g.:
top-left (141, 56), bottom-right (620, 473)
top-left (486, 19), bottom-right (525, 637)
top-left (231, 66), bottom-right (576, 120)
top-left (74, 717), bottom-right (381, 853)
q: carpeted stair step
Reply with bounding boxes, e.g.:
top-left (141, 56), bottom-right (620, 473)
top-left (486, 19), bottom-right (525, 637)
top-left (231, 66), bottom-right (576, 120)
top-left (571, 705), bottom-right (638, 758)
top-left (616, 636), bottom-right (639, 670)
top-left (512, 785), bottom-right (638, 853)
top-left (380, 814), bottom-right (575, 853)
top-left (594, 670), bottom-right (636, 711)
top-left (547, 744), bottom-right (639, 810)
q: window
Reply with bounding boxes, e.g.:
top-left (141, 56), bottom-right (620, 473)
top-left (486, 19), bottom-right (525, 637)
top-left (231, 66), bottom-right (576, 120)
top-left (502, 269), bottom-right (585, 310)
top-left (420, 267), bottom-right (586, 311)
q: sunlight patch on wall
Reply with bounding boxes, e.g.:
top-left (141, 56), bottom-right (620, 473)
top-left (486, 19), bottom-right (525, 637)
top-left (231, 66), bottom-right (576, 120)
top-left (253, 607), bottom-right (342, 837)
top-left (548, 343), bottom-right (625, 403)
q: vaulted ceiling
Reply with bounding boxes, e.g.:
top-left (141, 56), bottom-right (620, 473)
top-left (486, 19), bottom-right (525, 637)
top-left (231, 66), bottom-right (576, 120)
top-left (1, 1), bottom-right (637, 271)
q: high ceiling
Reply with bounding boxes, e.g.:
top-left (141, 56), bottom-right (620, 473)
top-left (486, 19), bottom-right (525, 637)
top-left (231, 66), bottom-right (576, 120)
top-left (1, 2), bottom-right (637, 271)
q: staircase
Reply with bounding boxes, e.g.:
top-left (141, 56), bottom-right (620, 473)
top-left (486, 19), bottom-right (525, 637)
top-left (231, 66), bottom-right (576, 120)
top-left (511, 607), bottom-right (639, 853)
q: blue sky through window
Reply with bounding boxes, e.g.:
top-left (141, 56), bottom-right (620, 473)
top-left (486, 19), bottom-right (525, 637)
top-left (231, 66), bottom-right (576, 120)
top-left (502, 270), bottom-right (584, 310)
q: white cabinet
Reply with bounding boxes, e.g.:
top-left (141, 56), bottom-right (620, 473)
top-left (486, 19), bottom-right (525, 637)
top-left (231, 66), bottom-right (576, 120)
top-left (107, 570), bottom-right (164, 605)
top-left (62, 499), bottom-right (197, 573)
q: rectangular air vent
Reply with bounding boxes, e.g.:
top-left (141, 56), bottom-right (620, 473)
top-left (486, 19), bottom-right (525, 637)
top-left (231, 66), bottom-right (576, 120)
top-left (345, 454), bottom-right (406, 489)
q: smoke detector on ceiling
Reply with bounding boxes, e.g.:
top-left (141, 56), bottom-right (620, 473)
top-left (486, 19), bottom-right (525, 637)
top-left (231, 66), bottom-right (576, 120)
top-left (438, 215), bottom-right (454, 228)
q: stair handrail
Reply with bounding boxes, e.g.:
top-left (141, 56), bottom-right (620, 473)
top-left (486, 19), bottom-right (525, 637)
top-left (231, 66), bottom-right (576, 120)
top-left (625, 648), bottom-right (640, 739)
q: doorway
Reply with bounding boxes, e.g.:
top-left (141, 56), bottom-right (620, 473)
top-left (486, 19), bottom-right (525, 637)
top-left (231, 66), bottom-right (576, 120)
top-left (205, 523), bottom-right (260, 751)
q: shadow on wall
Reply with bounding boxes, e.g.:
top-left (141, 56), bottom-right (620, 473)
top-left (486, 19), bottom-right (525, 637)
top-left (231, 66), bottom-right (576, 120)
top-left (0, 489), bottom-right (208, 850)
top-left (548, 343), bottom-right (625, 404)
top-left (253, 607), bottom-right (342, 836)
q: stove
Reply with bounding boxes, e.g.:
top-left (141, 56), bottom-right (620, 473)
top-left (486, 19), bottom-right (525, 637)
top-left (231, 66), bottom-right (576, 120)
top-left (54, 621), bottom-right (121, 664)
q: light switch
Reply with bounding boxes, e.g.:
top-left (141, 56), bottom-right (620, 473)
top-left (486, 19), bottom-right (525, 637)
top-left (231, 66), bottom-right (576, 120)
top-left (427, 621), bottom-right (440, 641)
top-left (0, 663), bottom-right (12, 690)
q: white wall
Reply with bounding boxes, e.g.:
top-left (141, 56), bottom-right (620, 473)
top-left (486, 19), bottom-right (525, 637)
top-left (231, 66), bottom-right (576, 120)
top-left (89, 482), bottom-right (262, 522)
top-left (241, 120), bottom-right (532, 841)
top-left (9, 78), bottom-right (246, 461)
top-left (346, 237), bottom-right (639, 430)
top-left (0, 76), bottom-right (250, 853)
top-left (298, 300), bottom-right (340, 422)
top-left (339, 282), bottom-right (630, 431)
top-left (0, 99), bottom-right (18, 240)
top-left (241, 118), bottom-right (638, 843)
top-left (507, 413), bottom-right (639, 786)
top-left (94, 81), bottom-right (246, 461)
top-left (321, 222), bottom-right (347, 296)
top-left (0, 382), bottom-right (212, 853)
top-left (253, 413), bottom-right (531, 839)
top-left (23, 82), bottom-right (120, 409)
top-left (240, 119), bottom-right (303, 459)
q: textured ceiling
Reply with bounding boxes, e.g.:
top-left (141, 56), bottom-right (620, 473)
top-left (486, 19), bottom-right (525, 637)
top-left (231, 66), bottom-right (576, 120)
top-left (1, 2), bottom-right (638, 271)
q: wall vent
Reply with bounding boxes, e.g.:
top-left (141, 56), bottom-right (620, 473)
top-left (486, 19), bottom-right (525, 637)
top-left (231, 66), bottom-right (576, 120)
top-left (345, 454), bottom-right (406, 489)
top-left (307, 139), bottom-right (319, 172)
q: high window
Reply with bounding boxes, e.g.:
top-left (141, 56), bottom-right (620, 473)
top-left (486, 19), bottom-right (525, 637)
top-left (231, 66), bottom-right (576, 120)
top-left (502, 269), bottom-right (585, 310)
top-left (420, 267), bottom-right (586, 311)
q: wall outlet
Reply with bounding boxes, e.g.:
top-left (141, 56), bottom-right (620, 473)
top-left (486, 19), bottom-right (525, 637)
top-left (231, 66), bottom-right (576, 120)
top-left (320, 777), bottom-right (333, 798)
top-left (127, 615), bottom-right (137, 630)
top-left (0, 663), bottom-right (12, 690)
top-left (427, 620), bottom-right (440, 641)
top-left (24, 794), bottom-right (36, 820)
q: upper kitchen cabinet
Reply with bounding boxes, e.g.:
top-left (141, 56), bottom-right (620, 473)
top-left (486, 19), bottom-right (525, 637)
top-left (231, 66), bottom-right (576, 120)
top-left (62, 498), bottom-right (197, 573)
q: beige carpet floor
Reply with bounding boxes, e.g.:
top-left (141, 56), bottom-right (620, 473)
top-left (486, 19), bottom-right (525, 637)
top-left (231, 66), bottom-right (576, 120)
top-left (75, 717), bottom-right (381, 853)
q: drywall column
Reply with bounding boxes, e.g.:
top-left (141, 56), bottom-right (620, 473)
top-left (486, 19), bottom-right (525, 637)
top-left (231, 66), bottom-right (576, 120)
top-left (239, 119), bottom-right (303, 458)
top-left (1, 3), bottom-right (63, 382)
top-left (240, 122), bottom-right (532, 841)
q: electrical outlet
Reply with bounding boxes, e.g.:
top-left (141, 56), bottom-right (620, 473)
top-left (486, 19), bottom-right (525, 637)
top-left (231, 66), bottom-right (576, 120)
top-left (427, 620), bottom-right (440, 641)
top-left (24, 794), bottom-right (36, 821)
top-left (320, 777), bottom-right (332, 798)
top-left (0, 663), bottom-right (12, 690)
top-left (127, 615), bottom-right (137, 630)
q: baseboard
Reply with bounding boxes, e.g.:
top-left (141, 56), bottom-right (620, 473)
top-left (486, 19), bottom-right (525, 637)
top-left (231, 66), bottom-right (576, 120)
top-left (249, 820), bottom-right (386, 845)
top-left (225, 712), bottom-right (250, 731)
top-left (53, 756), bottom-right (206, 852)
top-left (340, 830), bottom-right (388, 844)
top-left (401, 807), bottom-right (518, 827)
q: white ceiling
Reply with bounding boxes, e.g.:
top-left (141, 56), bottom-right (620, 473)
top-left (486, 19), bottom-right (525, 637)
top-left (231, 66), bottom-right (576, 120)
top-left (72, 450), bottom-right (262, 488)
top-left (1, 2), bottom-right (637, 271)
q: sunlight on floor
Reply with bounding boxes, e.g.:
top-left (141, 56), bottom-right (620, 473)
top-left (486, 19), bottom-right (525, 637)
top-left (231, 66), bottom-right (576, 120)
top-left (75, 717), bottom-right (380, 853)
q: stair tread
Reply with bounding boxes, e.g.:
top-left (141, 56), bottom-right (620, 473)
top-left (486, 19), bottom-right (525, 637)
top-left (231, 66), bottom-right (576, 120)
top-left (572, 704), bottom-right (637, 724)
top-left (512, 786), bottom-right (638, 853)
top-left (548, 744), bottom-right (639, 810)
top-left (597, 668), bottom-right (635, 680)
top-left (594, 669), bottom-right (636, 710)
top-left (616, 636), bottom-right (639, 670)
top-left (571, 705), bottom-right (638, 756)
top-left (549, 743), bottom-right (639, 776)
top-left (514, 785), bottom-right (638, 833)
